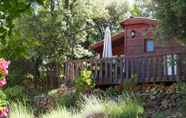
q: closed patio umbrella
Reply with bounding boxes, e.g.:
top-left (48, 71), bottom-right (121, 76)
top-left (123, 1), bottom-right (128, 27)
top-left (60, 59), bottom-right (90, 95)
top-left (102, 27), bottom-right (112, 58)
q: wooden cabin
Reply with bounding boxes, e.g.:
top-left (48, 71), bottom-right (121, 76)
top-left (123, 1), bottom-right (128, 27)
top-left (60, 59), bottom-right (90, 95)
top-left (90, 17), bottom-right (185, 57)
top-left (64, 17), bottom-right (186, 86)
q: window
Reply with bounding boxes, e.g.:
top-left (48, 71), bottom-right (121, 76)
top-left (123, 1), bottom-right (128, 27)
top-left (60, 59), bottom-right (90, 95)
top-left (130, 30), bottom-right (136, 39)
top-left (145, 39), bottom-right (154, 52)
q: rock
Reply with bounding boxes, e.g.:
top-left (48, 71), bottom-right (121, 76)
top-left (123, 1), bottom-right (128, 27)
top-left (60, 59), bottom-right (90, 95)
top-left (33, 95), bottom-right (56, 113)
top-left (137, 83), bottom-right (180, 117)
top-left (150, 95), bottom-right (156, 100)
top-left (86, 112), bottom-right (106, 118)
top-left (48, 83), bottom-right (76, 97)
top-left (161, 99), bottom-right (168, 110)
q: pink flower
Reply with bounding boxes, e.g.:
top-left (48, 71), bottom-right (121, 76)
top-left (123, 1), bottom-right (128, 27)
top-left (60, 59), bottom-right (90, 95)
top-left (0, 107), bottom-right (9, 118)
top-left (0, 58), bottom-right (10, 117)
top-left (0, 59), bottom-right (10, 76)
top-left (0, 78), bottom-right (6, 88)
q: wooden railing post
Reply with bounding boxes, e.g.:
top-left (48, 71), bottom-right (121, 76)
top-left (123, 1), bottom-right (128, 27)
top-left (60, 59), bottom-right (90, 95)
top-left (64, 51), bottom-right (186, 86)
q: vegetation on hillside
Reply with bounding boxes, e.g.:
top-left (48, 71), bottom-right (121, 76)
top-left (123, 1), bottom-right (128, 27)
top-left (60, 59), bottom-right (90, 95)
top-left (1, 0), bottom-right (186, 118)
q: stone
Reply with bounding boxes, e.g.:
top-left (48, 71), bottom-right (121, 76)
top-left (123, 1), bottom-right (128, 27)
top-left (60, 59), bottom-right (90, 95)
top-left (161, 100), bottom-right (169, 110)
top-left (33, 95), bottom-right (55, 113)
top-left (86, 112), bottom-right (106, 118)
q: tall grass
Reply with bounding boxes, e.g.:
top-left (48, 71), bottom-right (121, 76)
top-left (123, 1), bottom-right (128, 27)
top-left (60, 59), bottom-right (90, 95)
top-left (9, 95), bottom-right (144, 118)
top-left (79, 96), bottom-right (106, 118)
top-left (41, 96), bottom-right (105, 118)
top-left (41, 107), bottom-right (80, 118)
top-left (42, 95), bottom-right (143, 118)
top-left (105, 99), bottom-right (144, 118)
top-left (9, 102), bottom-right (33, 118)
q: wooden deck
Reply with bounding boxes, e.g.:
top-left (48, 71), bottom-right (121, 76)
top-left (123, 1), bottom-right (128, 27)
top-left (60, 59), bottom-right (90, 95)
top-left (64, 52), bottom-right (186, 86)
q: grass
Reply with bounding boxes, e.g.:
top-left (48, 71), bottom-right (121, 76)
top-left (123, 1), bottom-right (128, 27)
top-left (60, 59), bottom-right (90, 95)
top-left (79, 96), bottom-right (106, 118)
top-left (42, 96), bottom-right (105, 118)
top-left (9, 102), bottom-right (33, 118)
top-left (104, 97), bottom-right (144, 118)
top-left (41, 107), bottom-right (80, 118)
top-left (9, 95), bottom-right (143, 118)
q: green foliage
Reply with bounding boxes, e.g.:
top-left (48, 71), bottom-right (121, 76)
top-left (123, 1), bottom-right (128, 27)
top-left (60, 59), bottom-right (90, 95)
top-left (155, 0), bottom-right (186, 41)
top-left (176, 82), bottom-right (186, 117)
top-left (129, 0), bottom-right (154, 17)
top-left (154, 112), bottom-right (168, 118)
top-left (4, 85), bottom-right (28, 102)
top-left (43, 95), bottom-right (144, 118)
top-left (41, 107), bottom-right (78, 118)
top-left (105, 98), bottom-right (144, 118)
top-left (105, 0), bottom-right (129, 32)
top-left (0, 0), bottom-right (46, 41)
top-left (176, 82), bottom-right (186, 93)
top-left (0, 32), bottom-right (40, 60)
top-left (54, 92), bottom-right (81, 109)
top-left (130, 4), bottom-right (142, 16)
top-left (74, 68), bottom-right (95, 93)
top-left (105, 87), bottom-right (120, 97)
top-left (0, 90), bottom-right (8, 108)
top-left (122, 74), bottom-right (138, 92)
top-left (8, 94), bottom-right (144, 118)
top-left (1, 0), bottom-right (132, 89)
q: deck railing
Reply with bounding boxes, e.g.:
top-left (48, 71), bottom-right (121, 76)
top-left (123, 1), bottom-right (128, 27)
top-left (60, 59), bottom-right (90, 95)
top-left (64, 52), bottom-right (186, 85)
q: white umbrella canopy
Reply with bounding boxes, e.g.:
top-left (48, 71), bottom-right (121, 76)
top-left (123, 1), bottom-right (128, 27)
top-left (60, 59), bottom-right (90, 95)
top-left (102, 27), bottom-right (112, 58)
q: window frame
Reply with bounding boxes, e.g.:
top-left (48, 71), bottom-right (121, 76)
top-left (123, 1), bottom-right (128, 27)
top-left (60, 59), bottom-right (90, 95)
top-left (145, 39), bottom-right (155, 53)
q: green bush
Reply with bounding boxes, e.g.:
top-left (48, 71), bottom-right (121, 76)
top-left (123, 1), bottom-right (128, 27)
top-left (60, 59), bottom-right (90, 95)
top-left (74, 68), bottom-right (95, 93)
top-left (154, 112), bottom-right (168, 118)
top-left (105, 87), bottom-right (120, 97)
top-left (0, 90), bottom-right (8, 109)
top-left (122, 74), bottom-right (138, 92)
top-left (55, 92), bottom-right (81, 109)
top-left (4, 85), bottom-right (28, 102)
top-left (176, 82), bottom-right (186, 93)
top-left (176, 82), bottom-right (186, 117)
top-left (105, 98), bottom-right (144, 118)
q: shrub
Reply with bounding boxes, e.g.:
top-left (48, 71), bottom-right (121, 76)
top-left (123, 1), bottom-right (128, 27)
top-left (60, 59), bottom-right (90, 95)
top-left (122, 74), bottom-right (138, 92)
top-left (74, 68), bottom-right (95, 93)
top-left (176, 82), bottom-right (186, 94)
top-left (176, 82), bottom-right (186, 117)
top-left (4, 85), bottom-right (28, 102)
top-left (105, 98), bottom-right (144, 118)
top-left (105, 87), bottom-right (120, 97)
top-left (55, 92), bottom-right (81, 109)
top-left (79, 95), bottom-right (143, 118)
top-left (0, 90), bottom-right (8, 109)
top-left (154, 112), bottom-right (168, 118)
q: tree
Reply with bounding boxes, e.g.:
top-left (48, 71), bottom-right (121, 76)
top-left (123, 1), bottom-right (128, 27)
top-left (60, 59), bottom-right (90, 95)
top-left (105, 0), bottom-right (129, 33)
top-left (3, 0), bottom-right (130, 85)
top-left (0, 0), bottom-right (46, 41)
top-left (154, 0), bottom-right (186, 41)
top-left (130, 0), bottom-right (155, 17)
top-left (86, 0), bottom-right (129, 47)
